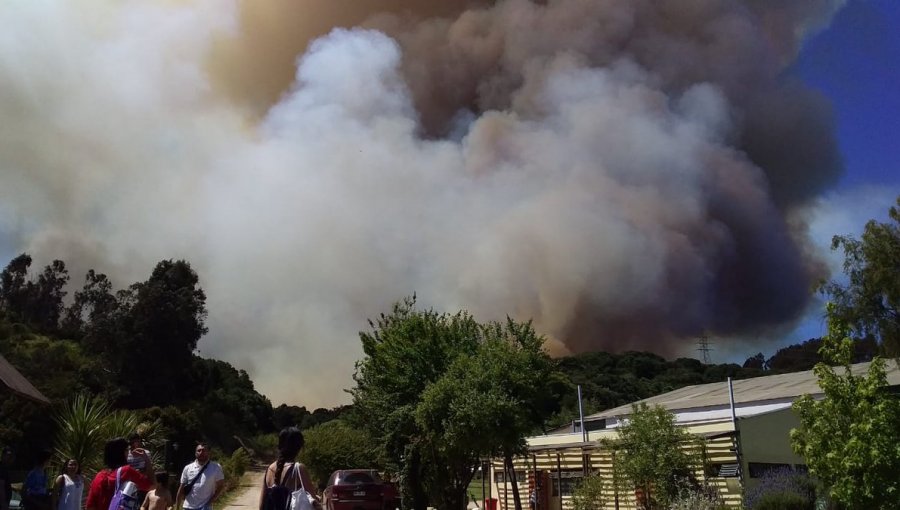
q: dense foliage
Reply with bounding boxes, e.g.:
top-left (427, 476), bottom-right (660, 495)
top-left (743, 467), bottom-right (816, 510)
top-left (351, 298), bottom-right (559, 510)
top-left (790, 307), bottom-right (900, 509)
top-left (299, 420), bottom-right (381, 488)
top-left (0, 255), bottom-right (276, 468)
top-left (605, 404), bottom-right (700, 510)
top-left (821, 195), bottom-right (900, 356)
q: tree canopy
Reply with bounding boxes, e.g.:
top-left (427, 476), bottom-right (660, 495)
top-left (822, 195), bottom-right (900, 356)
top-left (0, 254), bottom-right (276, 464)
top-left (606, 404), bottom-right (700, 510)
top-left (790, 306), bottom-right (900, 509)
top-left (351, 298), bottom-right (560, 510)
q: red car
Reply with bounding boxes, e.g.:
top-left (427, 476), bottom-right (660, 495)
top-left (322, 470), bottom-right (399, 510)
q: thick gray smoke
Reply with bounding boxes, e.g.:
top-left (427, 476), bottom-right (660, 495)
top-left (0, 0), bottom-right (843, 406)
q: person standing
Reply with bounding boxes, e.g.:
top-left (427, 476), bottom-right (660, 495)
top-left (175, 443), bottom-right (224, 510)
top-left (23, 451), bottom-right (52, 510)
top-left (126, 434), bottom-right (152, 507)
top-left (85, 438), bottom-right (155, 510)
top-left (258, 427), bottom-right (319, 510)
top-left (53, 459), bottom-right (83, 510)
top-left (0, 448), bottom-right (14, 510)
top-left (139, 473), bottom-right (173, 510)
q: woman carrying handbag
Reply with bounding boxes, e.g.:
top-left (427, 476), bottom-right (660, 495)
top-left (259, 428), bottom-right (319, 510)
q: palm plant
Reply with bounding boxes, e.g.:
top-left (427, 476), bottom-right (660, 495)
top-left (53, 394), bottom-right (163, 476)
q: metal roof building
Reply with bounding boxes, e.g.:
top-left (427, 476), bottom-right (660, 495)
top-left (0, 353), bottom-right (50, 404)
top-left (486, 361), bottom-right (900, 510)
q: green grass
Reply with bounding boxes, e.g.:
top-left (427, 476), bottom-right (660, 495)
top-left (468, 478), bottom-right (488, 505)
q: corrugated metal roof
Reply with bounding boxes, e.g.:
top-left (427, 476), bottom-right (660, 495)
top-left (0, 353), bottom-right (50, 404)
top-left (582, 360), bottom-right (900, 422)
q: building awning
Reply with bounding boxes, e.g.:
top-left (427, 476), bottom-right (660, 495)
top-left (528, 441), bottom-right (599, 453)
top-left (0, 353), bottom-right (50, 404)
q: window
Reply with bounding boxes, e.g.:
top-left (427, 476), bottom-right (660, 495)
top-left (550, 470), bottom-right (583, 496)
top-left (573, 419), bottom-right (607, 432)
top-left (494, 470), bottom-right (527, 484)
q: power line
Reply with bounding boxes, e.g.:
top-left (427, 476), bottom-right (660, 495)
top-left (697, 335), bottom-right (713, 364)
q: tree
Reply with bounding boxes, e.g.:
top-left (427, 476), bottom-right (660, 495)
top-left (119, 259), bottom-right (208, 407)
top-left (571, 472), bottom-right (605, 510)
top-left (0, 253), bottom-right (32, 316)
top-left (742, 353), bottom-right (766, 370)
top-left (351, 297), bottom-right (482, 510)
top-left (0, 255), bottom-right (69, 332)
top-left (413, 319), bottom-right (559, 510)
top-left (822, 196), bottom-right (900, 356)
top-left (606, 404), bottom-right (700, 510)
top-left (61, 270), bottom-right (118, 339)
top-left (790, 306), bottom-right (900, 509)
top-left (299, 420), bottom-right (382, 487)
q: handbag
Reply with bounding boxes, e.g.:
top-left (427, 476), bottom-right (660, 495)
top-left (287, 464), bottom-right (315, 510)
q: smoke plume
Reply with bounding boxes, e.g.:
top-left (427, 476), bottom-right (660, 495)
top-left (0, 0), bottom-right (843, 406)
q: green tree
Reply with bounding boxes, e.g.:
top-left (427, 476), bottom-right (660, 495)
top-left (790, 306), bottom-right (900, 509)
top-left (351, 297), bottom-right (482, 510)
top-left (606, 404), bottom-right (699, 510)
top-left (119, 259), bottom-right (208, 407)
top-left (571, 472), bottom-right (605, 510)
top-left (414, 319), bottom-right (558, 510)
top-left (61, 270), bottom-right (118, 339)
top-left (299, 420), bottom-right (381, 487)
top-left (0, 253), bottom-right (32, 317)
top-left (0, 255), bottom-right (70, 332)
top-left (822, 196), bottom-right (900, 356)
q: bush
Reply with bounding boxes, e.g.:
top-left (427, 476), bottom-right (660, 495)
top-left (750, 492), bottom-right (812, 510)
top-left (667, 486), bottom-right (725, 510)
top-left (220, 447), bottom-right (251, 491)
top-left (248, 433), bottom-right (278, 460)
top-left (744, 468), bottom-right (816, 510)
top-left (571, 473), bottom-right (605, 510)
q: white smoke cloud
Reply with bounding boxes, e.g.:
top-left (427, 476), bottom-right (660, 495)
top-left (0, 0), bottom-right (846, 406)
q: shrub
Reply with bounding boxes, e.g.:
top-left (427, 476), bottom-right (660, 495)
top-left (220, 447), bottom-right (251, 491)
top-left (571, 472), bottom-right (605, 510)
top-left (667, 485), bottom-right (725, 510)
top-left (744, 468), bottom-right (816, 510)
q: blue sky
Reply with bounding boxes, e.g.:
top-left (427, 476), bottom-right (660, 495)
top-left (792, 0), bottom-right (900, 189)
top-left (763, 0), bottom-right (900, 356)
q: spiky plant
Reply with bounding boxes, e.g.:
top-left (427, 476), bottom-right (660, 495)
top-left (53, 394), bottom-right (163, 476)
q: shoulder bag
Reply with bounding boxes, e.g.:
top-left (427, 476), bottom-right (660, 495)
top-left (287, 464), bottom-right (315, 510)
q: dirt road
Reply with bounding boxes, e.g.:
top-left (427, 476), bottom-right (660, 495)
top-left (221, 467), bottom-right (264, 510)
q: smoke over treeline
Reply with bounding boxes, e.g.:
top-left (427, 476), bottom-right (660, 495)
top-left (0, 0), bottom-right (843, 406)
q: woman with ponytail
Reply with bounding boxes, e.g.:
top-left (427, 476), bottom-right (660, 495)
top-left (258, 428), bottom-right (319, 510)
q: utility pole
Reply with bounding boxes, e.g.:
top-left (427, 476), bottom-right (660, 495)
top-left (697, 335), bottom-right (712, 364)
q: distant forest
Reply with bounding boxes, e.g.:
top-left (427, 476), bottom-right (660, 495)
top-left (0, 253), bottom-right (877, 466)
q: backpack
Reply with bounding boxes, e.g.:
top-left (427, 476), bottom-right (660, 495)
top-left (107, 468), bottom-right (138, 510)
top-left (262, 464), bottom-right (314, 510)
top-left (261, 465), bottom-right (292, 510)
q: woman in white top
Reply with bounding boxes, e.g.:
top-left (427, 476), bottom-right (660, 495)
top-left (53, 459), bottom-right (83, 510)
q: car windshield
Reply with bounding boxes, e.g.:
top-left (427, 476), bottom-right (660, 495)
top-left (340, 471), bottom-right (381, 485)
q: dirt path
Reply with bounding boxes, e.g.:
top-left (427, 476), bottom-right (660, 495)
top-left (220, 466), bottom-right (264, 510)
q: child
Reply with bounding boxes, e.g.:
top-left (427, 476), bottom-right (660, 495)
top-left (140, 473), bottom-right (172, 510)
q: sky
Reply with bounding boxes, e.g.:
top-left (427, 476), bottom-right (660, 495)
top-left (0, 0), bottom-right (898, 407)
top-left (773, 0), bottom-right (900, 353)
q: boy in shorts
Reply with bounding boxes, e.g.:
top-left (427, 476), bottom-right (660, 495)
top-left (140, 473), bottom-right (173, 510)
